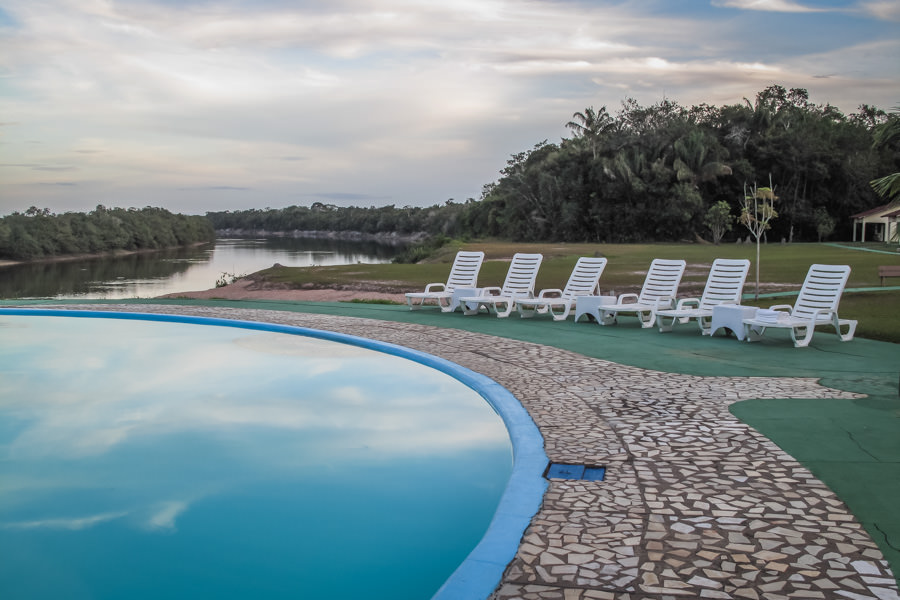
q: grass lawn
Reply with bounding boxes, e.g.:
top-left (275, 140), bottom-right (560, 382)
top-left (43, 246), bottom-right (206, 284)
top-left (253, 240), bottom-right (900, 343)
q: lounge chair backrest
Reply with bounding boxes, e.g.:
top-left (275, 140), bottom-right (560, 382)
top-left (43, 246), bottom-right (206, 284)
top-left (501, 253), bottom-right (543, 297)
top-left (698, 258), bottom-right (750, 311)
top-left (561, 257), bottom-right (608, 299)
top-left (445, 251), bottom-right (485, 292)
top-left (791, 264), bottom-right (851, 319)
top-left (637, 259), bottom-right (686, 305)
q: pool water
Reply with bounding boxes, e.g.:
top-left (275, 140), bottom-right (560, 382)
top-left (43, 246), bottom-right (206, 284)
top-left (0, 315), bottom-right (513, 599)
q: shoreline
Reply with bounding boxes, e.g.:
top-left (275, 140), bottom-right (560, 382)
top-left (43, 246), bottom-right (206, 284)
top-left (156, 278), bottom-right (407, 303)
top-left (0, 242), bottom-right (214, 269)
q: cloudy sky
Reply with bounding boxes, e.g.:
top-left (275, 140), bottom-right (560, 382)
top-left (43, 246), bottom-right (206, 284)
top-left (1, 0), bottom-right (898, 216)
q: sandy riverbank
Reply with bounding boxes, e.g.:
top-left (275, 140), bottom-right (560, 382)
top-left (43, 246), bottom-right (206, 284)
top-left (156, 278), bottom-right (407, 303)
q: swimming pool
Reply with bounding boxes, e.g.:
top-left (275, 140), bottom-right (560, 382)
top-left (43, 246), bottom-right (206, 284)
top-left (0, 310), bottom-right (547, 599)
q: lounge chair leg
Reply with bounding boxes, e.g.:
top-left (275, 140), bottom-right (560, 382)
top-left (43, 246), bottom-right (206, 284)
top-left (463, 303), bottom-right (483, 316)
top-left (790, 325), bottom-right (814, 348)
top-left (549, 305), bottom-right (571, 321)
top-left (835, 317), bottom-right (858, 342)
top-left (495, 302), bottom-right (513, 318)
top-left (656, 314), bottom-right (674, 333)
top-left (698, 316), bottom-right (712, 335)
top-left (744, 323), bottom-right (764, 342)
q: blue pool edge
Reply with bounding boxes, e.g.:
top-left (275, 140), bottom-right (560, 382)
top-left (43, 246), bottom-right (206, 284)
top-left (0, 308), bottom-right (549, 600)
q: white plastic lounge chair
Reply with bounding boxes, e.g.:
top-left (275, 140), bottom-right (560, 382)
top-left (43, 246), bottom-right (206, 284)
top-left (405, 250), bottom-right (485, 312)
top-left (597, 259), bottom-right (686, 328)
top-left (742, 264), bottom-right (857, 348)
top-left (460, 253), bottom-right (543, 318)
top-left (514, 257), bottom-right (608, 321)
top-left (655, 258), bottom-right (750, 334)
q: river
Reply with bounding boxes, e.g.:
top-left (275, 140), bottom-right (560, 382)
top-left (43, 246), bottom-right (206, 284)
top-left (0, 237), bottom-right (403, 300)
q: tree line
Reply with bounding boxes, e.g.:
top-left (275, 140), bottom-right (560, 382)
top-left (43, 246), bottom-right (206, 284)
top-left (0, 205), bottom-right (216, 261)
top-left (207, 202), bottom-right (461, 239)
top-left (209, 85), bottom-right (898, 245)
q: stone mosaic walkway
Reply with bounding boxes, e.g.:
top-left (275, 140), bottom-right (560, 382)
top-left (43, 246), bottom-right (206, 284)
top-left (24, 305), bottom-right (900, 600)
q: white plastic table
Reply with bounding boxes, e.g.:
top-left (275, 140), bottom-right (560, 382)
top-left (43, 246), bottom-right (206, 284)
top-left (448, 287), bottom-right (481, 312)
top-left (574, 296), bottom-right (617, 323)
top-left (709, 304), bottom-right (758, 340)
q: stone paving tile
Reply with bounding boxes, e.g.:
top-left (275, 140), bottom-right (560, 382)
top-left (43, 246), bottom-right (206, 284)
top-left (19, 304), bottom-right (898, 600)
top-left (634, 458), bottom-right (843, 518)
top-left (505, 508), bottom-right (645, 590)
top-left (638, 512), bottom-right (895, 598)
top-left (614, 418), bottom-right (787, 462)
top-left (491, 584), bottom-right (638, 599)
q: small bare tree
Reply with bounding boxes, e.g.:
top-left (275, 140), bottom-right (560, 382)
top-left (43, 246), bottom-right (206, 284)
top-left (740, 176), bottom-right (778, 299)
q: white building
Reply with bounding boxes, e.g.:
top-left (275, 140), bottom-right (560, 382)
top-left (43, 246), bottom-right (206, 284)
top-left (850, 201), bottom-right (900, 243)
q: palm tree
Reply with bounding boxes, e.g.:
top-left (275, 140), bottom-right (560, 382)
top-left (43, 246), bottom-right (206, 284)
top-left (870, 107), bottom-right (900, 201)
top-left (672, 130), bottom-right (732, 187)
top-left (566, 106), bottom-right (615, 160)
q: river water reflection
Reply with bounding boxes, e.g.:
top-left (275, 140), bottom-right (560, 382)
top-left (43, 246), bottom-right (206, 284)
top-left (0, 238), bottom-right (402, 300)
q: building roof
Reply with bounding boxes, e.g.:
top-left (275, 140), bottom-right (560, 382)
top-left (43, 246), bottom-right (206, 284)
top-left (851, 201), bottom-right (900, 219)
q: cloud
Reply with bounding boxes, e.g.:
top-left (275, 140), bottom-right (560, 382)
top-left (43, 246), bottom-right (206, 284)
top-left (32, 165), bottom-right (76, 172)
top-left (311, 192), bottom-right (393, 202)
top-left (711, 0), bottom-right (833, 12)
top-left (177, 185), bottom-right (251, 191)
top-left (145, 501), bottom-right (190, 531)
top-left (1, 502), bottom-right (194, 533)
top-left (3, 320), bottom-right (509, 461)
top-left (713, 0), bottom-right (900, 21)
top-left (857, 0), bottom-right (900, 20)
top-left (2, 511), bottom-right (128, 531)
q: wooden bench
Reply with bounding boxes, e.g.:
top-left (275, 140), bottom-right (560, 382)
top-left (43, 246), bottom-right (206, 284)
top-left (878, 265), bottom-right (900, 286)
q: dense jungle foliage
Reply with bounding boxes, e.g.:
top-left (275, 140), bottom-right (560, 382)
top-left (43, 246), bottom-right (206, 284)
top-left (0, 205), bottom-right (216, 261)
top-left (208, 86), bottom-right (899, 244)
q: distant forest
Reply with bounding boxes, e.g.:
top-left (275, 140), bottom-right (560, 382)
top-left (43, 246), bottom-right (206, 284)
top-left (0, 206), bottom-right (215, 261)
top-left (209, 85), bottom-right (899, 244)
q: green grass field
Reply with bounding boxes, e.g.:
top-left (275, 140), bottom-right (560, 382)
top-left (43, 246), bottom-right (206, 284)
top-left (254, 240), bottom-right (900, 343)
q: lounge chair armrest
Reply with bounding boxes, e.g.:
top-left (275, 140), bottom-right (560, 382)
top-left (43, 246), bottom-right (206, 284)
top-left (675, 297), bottom-right (699, 310)
top-left (653, 296), bottom-right (676, 309)
top-left (808, 308), bottom-right (835, 322)
top-left (617, 293), bottom-right (639, 304)
top-left (537, 289), bottom-right (563, 299)
top-left (423, 283), bottom-right (446, 293)
top-left (768, 304), bottom-right (793, 313)
top-left (480, 286), bottom-right (502, 297)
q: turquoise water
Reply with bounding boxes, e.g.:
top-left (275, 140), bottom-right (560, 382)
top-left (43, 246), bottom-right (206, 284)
top-left (0, 315), bottom-right (513, 599)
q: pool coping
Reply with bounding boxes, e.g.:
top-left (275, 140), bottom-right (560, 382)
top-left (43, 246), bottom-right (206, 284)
top-left (0, 307), bottom-right (548, 600)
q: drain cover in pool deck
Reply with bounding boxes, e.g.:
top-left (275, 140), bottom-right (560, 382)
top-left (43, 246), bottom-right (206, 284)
top-left (545, 463), bottom-right (606, 481)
